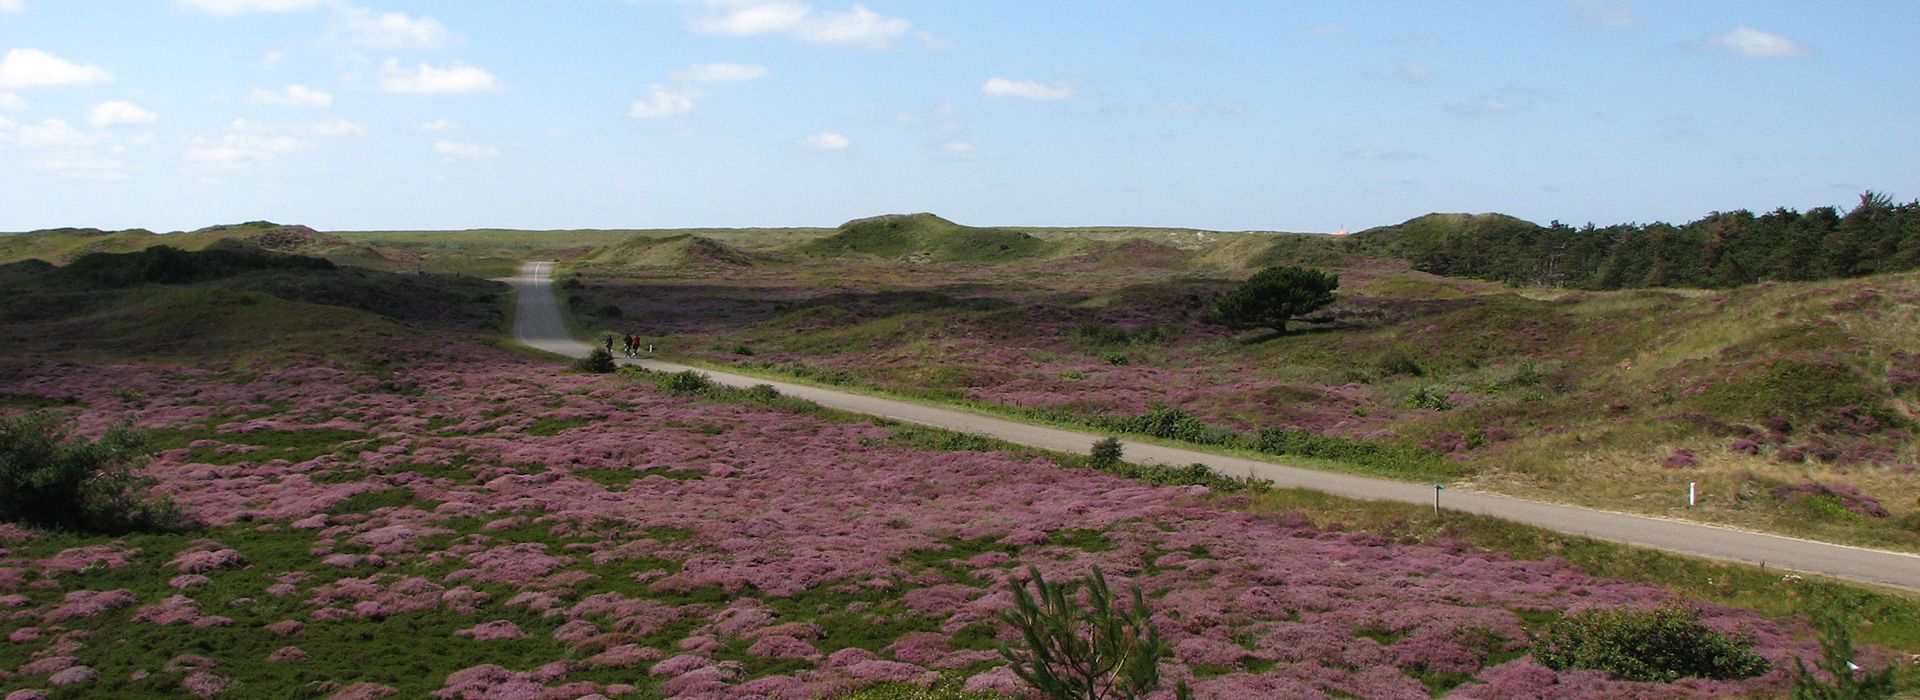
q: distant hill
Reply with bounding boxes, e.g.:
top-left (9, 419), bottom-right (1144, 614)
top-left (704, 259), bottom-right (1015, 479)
top-left (797, 213), bottom-right (1053, 263)
top-left (1347, 193), bottom-right (1920, 289)
top-left (0, 221), bottom-right (431, 275)
top-left (581, 234), bottom-right (757, 268)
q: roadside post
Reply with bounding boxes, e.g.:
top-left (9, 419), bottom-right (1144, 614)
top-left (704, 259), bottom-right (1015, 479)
top-left (1689, 482), bottom-right (1696, 507)
top-left (1433, 484), bottom-right (1444, 515)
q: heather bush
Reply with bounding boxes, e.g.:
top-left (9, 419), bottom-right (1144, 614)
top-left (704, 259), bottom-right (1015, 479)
top-left (658, 370), bottom-right (714, 395)
top-left (1254, 429), bottom-right (1464, 480)
top-left (1104, 405), bottom-right (1231, 445)
top-left (574, 347), bottom-right (616, 373)
top-left (1534, 606), bottom-right (1769, 682)
top-left (1790, 593), bottom-right (1900, 699)
top-left (1089, 437), bottom-right (1123, 470)
top-left (0, 412), bottom-right (181, 533)
top-left (999, 566), bottom-right (1181, 700)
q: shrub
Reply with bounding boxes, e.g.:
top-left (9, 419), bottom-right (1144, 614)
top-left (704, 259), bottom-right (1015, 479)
top-left (657, 370), bottom-right (713, 396)
top-left (1102, 352), bottom-right (1129, 366)
top-left (732, 344), bottom-right (755, 356)
top-left (597, 304), bottom-right (622, 318)
top-left (574, 348), bottom-right (616, 374)
top-left (1789, 593), bottom-right (1900, 699)
top-left (0, 412), bottom-right (181, 533)
top-left (1089, 437), bottom-right (1123, 470)
top-left (1405, 385), bottom-right (1454, 410)
top-left (1534, 606), bottom-right (1769, 682)
top-left (1106, 405), bottom-right (1231, 445)
top-left (999, 566), bottom-right (1181, 700)
top-left (1214, 265), bottom-right (1339, 334)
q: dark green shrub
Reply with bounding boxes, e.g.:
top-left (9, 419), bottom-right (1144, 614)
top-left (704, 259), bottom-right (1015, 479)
top-left (0, 412), bottom-right (182, 533)
top-left (1405, 385), bottom-right (1454, 410)
top-left (597, 304), bottom-right (622, 318)
top-left (1789, 594), bottom-right (1899, 699)
top-left (1535, 606), bottom-right (1770, 682)
top-left (732, 344), bottom-right (755, 356)
top-left (575, 348), bottom-right (616, 373)
top-left (1106, 405), bottom-right (1231, 445)
top-left (1103, 352), bottom-right (1129, 366)
top-left (1000, 566), bottom-right (1182, 700)
top-left (658, 370), bottom-right (712, 396)
top-left (1089, 437), bottom-right (1123, 470)
top-left (1214, 265), bottom-right (1339, 334)
top-left (1376, 354), bottom-right (1425, 378)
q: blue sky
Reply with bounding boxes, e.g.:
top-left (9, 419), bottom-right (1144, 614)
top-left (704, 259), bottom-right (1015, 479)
top-left (1, 1), bottom-right (1915, 232)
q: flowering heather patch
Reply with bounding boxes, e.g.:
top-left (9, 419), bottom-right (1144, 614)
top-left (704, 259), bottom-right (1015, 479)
top-left (0, 344), bottom-right (1834, 698)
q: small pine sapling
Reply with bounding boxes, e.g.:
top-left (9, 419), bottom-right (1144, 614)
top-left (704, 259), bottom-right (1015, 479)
top-left (998, 565), bottom-right (1184, 700)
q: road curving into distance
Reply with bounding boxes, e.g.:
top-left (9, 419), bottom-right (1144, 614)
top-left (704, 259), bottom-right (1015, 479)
top-left (507, 261), bottom-right (1920, 592)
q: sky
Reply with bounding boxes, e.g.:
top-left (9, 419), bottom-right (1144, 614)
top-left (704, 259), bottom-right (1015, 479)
top-left (1, 1), bottom-right (1916, 233)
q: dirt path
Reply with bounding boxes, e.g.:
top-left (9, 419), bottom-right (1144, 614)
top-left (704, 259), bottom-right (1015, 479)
top-left (507, 261), bottom-right (1920, 592)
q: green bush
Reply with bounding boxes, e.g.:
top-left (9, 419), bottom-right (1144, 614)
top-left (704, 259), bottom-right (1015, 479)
top-left (1089, 437), bottom-right (1124, 470)
top-left (1535, 606), bottom-right (1770, 682)
top-left (1789, 594), bottom-right (1899, 699)
top-left (657, 370), bottom-right (713, 396)
top-left (574, 347), bottom-right (616, 373)
top-left (0, 412), bottom-right (182, 533)
top-left (1405, 385), bottom-right (1454, 410)
top-left (1105, 405), bottom-right (1231, 445)
top-left (1000, 566), bottom-right (1181, 700)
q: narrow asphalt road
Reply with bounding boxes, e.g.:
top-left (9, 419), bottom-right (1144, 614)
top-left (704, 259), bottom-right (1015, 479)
top-left (507, 261), bottom-right (1920, 592)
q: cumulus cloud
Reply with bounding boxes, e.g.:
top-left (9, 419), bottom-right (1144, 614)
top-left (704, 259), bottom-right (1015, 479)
top-left (1569, 0), bottom-right (1640, 30)
top-left (690, 0), bottom-right (915, 49)
top-left (0, 48), bottom-right (113, 89)
top-left (336, 6), bottom-right (450, 50)
top-left (175, 0), bottom-right (330, 14)
top-left (981, 77), bottom-right (1074, 101)
top-left (419, 118), bottom-right (457, 131)
top-left (1702, 26), bottom-right (1811, 58)
top-left (87, 100), bottom-right (157, 127)
top-left (376, 59), bottom-right (500, 94)
top-left (671, 62), bottom-right (768, 82)
top-left (0, 0), bottom-right (25, 12)
top-left (1393, 58), bottom-right (1434, 80)
top-left (798, 131), bottom-right (849, 150)
top-left (247, 84), bottom-right (333, 107)
top-left (939, 141), bottom-right (974, 155)
top-left (0, 117), bottom-right (129, 180)
top-left (433, 140), bottom-right (498, 159)
top-left (629, 85), bottom-right (697, 118)
top-left (0, 91), bottom-right (27, 111)
top-left (183, 117), bottom-right (363, 177)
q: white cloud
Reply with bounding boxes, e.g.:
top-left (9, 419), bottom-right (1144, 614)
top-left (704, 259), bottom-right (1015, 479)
top-left (228, 116), bottom-right (366, 137)
top-left (798, 131), bottom-right (849, 150)
top-left (1569, 0), bottom-right (1640, 30)
top-left (939, 141), bottom-right (975, 155)
top-left (247, 83), bottom-right (333, 107)
top-left (0, 117), bottom-right (129, 180)
top-left (690, 1), bottom-right (915, 49)
top-left (376, 59), bottom-right (500, 94)
top-left (0, 0), bottom-right (25, 12)
top-left (87, 100), bottom-right (157, 127)
top-left (433, 140), bottom-right (497, 159)
top-left (981, 77), bottom-right (1074, 101)
top-left (671, 62), bottom-right (768, 82)
top-left (0, 48), bottom-right (113, 89)
top-left (303, 117), bottom-right (366, 136)
top-left (419, 118), bottom-right (457, 131)
top-left (1393, 58), bottom-right (1434, 80)
top-left (184, 132), bottom-right (314, 175)
top-left (336, 6), bottom-right (450, 50)
top-left (629, 85), bottom-right (697, 118)
top-left (0, 91), bottom-right (27, 111)
top-left (1703, 26), bottom-right (1811, 58)
top-left (175, 0), bottom-right (329, 14)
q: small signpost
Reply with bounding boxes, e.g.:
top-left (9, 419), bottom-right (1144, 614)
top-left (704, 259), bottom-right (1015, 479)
top-left (1688, 481), bottom-right (1696, 507)
top-left (1433, 484), bottom-right (1444, 515)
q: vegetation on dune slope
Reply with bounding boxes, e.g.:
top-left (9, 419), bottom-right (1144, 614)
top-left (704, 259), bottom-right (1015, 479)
top-left (798, 213), bottom-right (1055, 264)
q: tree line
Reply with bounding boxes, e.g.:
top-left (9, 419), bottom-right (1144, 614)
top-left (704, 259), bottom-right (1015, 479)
top-left (1350, 192), bottom-right (1920, 289)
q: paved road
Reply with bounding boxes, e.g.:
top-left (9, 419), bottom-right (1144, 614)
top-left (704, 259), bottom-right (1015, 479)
top-left (507, 261), bottom-right (1920, 592)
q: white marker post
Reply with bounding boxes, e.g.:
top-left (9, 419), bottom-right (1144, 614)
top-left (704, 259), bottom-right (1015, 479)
top-left (1433, 484), bottom-right (1444, 515)
top-left (1688, 482), bottom-right (1696, 507)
